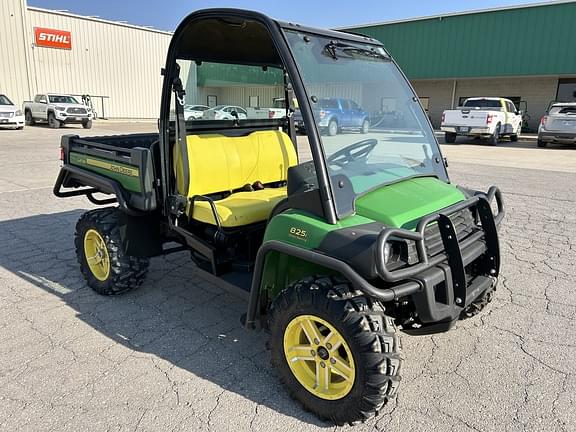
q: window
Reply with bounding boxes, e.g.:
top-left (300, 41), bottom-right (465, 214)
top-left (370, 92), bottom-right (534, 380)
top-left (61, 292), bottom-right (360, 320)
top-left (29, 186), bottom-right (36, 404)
top-left (463, 99), bottom-right (502, 109)
top-left (556, 79), bottom-right (576, 102)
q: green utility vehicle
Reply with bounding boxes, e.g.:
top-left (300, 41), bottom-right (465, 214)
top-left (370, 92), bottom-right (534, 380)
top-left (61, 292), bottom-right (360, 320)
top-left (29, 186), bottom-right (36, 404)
top-left (54, 9), bottom-right (504, 425)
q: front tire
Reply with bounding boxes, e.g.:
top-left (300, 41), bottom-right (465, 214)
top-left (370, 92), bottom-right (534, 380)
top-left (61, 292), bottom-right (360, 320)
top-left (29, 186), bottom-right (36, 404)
top-left (75, 208), bottom-right (149, 295)
top-left (82, 119), bottom-right (93, 129)
top-left (48, 112), bottom-right (60, 129)
top-left (361, 119), bottom-right (370, 134)
top-left (444, 132), bottom-right (457, 143)
top-left (268, 276), bottom-right (401, 425)
top-left (328, 119), bottom-right (338, 136)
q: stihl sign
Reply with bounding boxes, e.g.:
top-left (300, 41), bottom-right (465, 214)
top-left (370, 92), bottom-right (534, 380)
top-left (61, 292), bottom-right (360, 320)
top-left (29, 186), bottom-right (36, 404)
top-left (34, 27), bottom-right (72, 50)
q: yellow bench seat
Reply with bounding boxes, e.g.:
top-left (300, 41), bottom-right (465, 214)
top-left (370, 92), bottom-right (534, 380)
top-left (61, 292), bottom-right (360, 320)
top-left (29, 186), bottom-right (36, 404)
top-left (174, 130), bottom-right (297, 228)
top-left (192, 187), bottom-right (287, 227)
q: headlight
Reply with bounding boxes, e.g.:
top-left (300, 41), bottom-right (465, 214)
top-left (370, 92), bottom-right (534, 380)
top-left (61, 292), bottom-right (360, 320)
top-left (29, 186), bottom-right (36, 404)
top-left (55, 106), bottom-right (65, 111)
top-left (383, 241), bottom-right (405, 268)
top-left (15, 110), bottom-right (22, 116)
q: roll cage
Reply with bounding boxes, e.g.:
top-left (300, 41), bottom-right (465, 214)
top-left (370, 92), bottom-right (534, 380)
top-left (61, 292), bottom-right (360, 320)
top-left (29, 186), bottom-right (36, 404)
top-left (158, 8), bottom-right (404, 226)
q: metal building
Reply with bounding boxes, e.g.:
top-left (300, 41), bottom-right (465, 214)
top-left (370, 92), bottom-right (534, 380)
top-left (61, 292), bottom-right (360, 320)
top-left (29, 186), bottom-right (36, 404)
top-left (1, 0), bottom-right (171, 118)
top-left (341, 1), bottom-right (576, 129)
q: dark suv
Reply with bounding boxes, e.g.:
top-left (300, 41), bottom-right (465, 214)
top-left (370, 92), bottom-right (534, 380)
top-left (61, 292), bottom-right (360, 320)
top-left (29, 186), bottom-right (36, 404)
top-left (294, 97), bottom-right (370, 135)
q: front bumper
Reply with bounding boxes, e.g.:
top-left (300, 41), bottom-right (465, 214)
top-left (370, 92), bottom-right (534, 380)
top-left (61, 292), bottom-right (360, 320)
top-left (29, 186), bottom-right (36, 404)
top-left (0, 114), bottom-right (25, 127)
top-left (377, 187), bottom-right (504, 330)
top-left (538, 130), bottom-right (576, 143)
top-left (55, 112), bottom-right (92, 123)
top-left (442, 125), bottom-right (491, 135)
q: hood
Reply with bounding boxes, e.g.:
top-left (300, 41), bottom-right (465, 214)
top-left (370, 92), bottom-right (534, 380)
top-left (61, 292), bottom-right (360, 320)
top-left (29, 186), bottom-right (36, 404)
top-left (354, 177), bottom-right (465, 229)
top-left (0, 105), bottom-right (18, 113)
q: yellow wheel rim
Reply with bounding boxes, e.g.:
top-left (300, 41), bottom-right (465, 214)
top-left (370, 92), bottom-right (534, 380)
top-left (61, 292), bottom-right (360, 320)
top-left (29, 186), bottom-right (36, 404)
top-left (283, 315), bottom-right (355, 400)
top-left (83, 229), bottom-right (110, 281)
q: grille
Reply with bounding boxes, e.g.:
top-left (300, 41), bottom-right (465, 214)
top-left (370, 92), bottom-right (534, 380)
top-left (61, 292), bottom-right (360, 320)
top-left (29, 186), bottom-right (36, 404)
top-left (0, 112), bottom-right (14, 118)
top-left (67, 107), bottom-right (87, 114)
top-left (424, 208), bottom-right (477, 257)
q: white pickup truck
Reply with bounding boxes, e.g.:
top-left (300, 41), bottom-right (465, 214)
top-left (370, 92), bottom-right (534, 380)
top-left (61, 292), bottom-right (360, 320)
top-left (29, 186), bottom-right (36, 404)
top-left (246, 98), bottom-right (286, 119)
top-left (441, 97), bottom-right (522, 145)
top-left (23, 93), bottom-right (93, 129)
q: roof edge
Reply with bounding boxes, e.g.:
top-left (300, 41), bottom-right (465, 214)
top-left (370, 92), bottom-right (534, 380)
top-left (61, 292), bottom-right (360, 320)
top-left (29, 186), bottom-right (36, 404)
top-left (27, 6), bottom-right (173, 35)
top-left (335, 0), bottom-right (572, 30)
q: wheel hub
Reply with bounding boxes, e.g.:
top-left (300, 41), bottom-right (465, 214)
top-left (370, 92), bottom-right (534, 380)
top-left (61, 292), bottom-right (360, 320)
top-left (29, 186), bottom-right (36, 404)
top-left (317, 346), bottom-right (329, 360)
top-left (283, 315), bottom-right (355, 400)
top-left (83, 229), bottom-right (110, 281)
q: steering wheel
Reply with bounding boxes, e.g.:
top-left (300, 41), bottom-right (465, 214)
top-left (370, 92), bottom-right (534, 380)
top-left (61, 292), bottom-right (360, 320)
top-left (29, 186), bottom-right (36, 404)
top-left (327, 139), bottom-right (378, 168)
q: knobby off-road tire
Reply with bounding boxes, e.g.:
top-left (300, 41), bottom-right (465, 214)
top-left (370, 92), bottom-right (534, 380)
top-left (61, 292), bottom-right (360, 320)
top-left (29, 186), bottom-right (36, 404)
top-left (460, 281), bottom-right (497, 319)
top-left (82, 119), bottom-right (93, 129)
top-left (268, 276), bottom-right (401, 425)
top-left (75, 208), bottom-right (149, 295)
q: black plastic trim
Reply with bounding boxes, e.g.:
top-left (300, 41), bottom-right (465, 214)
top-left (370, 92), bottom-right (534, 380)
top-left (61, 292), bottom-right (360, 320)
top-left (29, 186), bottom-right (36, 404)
top-left (244, 240), bottom-right (421, 329)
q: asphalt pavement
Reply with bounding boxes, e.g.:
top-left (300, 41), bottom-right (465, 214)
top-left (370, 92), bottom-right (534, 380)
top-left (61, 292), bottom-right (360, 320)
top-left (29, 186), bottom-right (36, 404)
top-left (0, 122), bottom-right (574, 431)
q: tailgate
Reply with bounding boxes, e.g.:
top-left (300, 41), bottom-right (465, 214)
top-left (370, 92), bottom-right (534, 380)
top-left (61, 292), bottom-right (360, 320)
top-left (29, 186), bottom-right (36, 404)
top-left (545, 114), bottom-right (576, 132)
top-left (444, 109), bottom-right (489, 127)
top-left (57, 134), bottom-right (159, 212)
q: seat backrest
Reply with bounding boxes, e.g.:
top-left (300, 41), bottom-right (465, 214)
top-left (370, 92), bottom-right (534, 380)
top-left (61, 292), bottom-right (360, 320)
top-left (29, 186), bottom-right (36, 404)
top-left (174, 130), bottom-right (297, 198)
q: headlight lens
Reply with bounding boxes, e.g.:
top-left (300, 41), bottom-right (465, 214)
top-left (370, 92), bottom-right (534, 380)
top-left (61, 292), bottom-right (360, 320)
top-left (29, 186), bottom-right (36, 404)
top-left (383, 241), bottom-right (406, 268)
top-left (15, 110), bottom-right (22, 116)
top-left (55, 106), bottom-right (65, 111)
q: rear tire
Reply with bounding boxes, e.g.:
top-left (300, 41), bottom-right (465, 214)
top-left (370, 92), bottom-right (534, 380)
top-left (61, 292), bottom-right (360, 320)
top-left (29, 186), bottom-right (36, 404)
top-left (510, 123), bottom-right (521, 142)
top-left (328, 119), bottom-right (338, 136)
top-left (537, 139), bottom-right (547, 148)
top-left (25, 110), bottom-right (35, 126)
top-left (444, 132), bottom-right (457, 143)
top-left (488, 123), bottom-right (501, 146)
top-left (82, 119), bottom-right (93, 129)
top-left (268, 276), bottom-right (401, 425)
top-left (361, 119), bottom-right (370, 134)
top-left (75, 208), bottom-right (149, 295)
top-left (48, 112), bottom-right (60, 129)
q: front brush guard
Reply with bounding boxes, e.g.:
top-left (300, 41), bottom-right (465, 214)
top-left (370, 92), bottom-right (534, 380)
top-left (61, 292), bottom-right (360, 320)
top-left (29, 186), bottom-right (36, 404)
top-left (375, 186), bottom-right (503, 307)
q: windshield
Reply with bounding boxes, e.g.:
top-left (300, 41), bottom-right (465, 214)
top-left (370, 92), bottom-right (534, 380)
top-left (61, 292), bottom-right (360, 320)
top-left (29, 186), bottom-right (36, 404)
top-left (463, 99), bottom-right (501, 109)
top-left (48, 95), bottom-right (79, 104)
top-left (0, 95), bottom-right (14, 105)
top-left (285, 31), bottom-right (447, 216)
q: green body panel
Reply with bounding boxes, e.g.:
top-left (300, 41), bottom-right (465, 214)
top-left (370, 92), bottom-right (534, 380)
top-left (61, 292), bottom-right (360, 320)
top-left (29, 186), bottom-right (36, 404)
top-left (355, 177), bottom-right (465, 230)
top-left (261, 177), bottom-right (465, 298)
top-left (69, 152), bottom-right (142, 193)
top-left (343, 2), bottom-right (576, 79)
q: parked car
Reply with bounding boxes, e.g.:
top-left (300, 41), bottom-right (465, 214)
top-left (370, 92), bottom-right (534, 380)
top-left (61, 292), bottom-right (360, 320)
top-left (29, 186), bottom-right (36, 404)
top-left (441, 97), bottom-right (522, 145)
top-left (246, 98), bottom-right (286, 119)
top-left (23, 93), bottom-right (93, 129)
top-left (293, 97), bottom-right (370, 135)
top-left (0, 94), bottom-right (25, 129)
top-left (184, 104), bottom-right (209, 120)
top-left (202, 105), bottom-right (247, 120)
top-left (538, 102), bottom-right (576, 148)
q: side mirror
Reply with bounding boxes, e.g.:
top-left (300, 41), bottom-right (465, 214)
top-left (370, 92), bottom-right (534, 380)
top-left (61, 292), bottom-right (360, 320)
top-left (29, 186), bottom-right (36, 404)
top-left (40, 99), bottom-right (47, 104)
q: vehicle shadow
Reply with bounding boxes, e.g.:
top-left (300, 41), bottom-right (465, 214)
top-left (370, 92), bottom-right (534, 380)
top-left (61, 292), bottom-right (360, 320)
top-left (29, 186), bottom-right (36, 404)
top-left (0, 210), bottom-right (330, 427)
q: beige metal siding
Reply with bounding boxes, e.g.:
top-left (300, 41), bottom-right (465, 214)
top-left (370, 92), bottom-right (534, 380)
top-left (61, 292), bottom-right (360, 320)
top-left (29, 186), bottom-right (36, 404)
top-left (0, 0), bottom-right (33, 107)
top-left (27, 8), bottom-right (171, 118)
